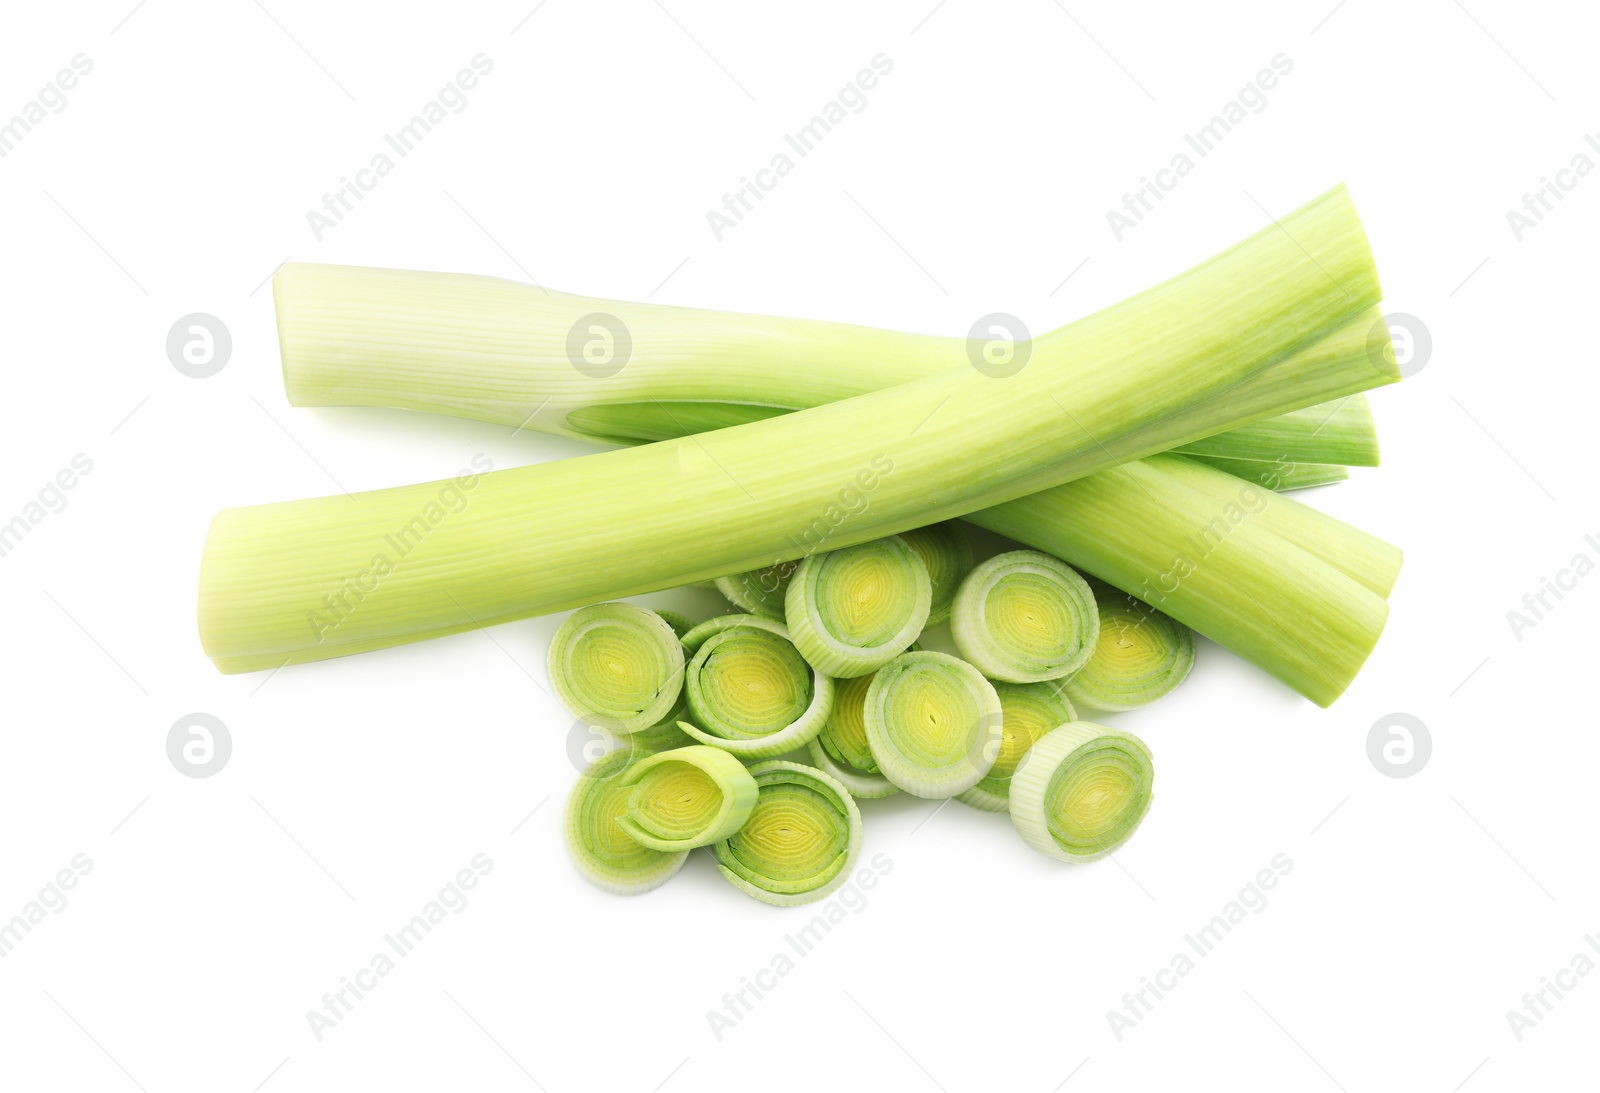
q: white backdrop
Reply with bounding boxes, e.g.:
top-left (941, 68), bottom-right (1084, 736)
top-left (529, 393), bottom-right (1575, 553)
top-left (1, 1), bottom-right (1594, 1089)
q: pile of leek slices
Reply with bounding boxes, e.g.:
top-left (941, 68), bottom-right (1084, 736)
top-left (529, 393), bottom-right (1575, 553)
top-left (555, 522), bottom-right (1187, 905)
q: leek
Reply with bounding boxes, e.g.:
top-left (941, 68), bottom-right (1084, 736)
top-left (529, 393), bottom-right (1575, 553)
top-left (951, 550), bottom-right (1099, 683)
top-left (863, 651), bottom-right (1003, 798)
top-left (713, 564), bottom-right (794, 620)
top-left (956, 681), bottom-right (1076, 813)
top-left (1010, 723), bottom-right (1155, 863)
top-left (679, 620), bottom-right (833, 758)
top-left (616, 744), bottom-right (758, 851)
top-left (784, 536), bottom-right (931, 678)
top-left (203, 186), bottom-right (1382, 679)
top-left (711, 761), bottom-right (862, 906)
top-left (1171, 393), bottom-right (1379, 467)
top-left (897, 522), bottom-right (973, 627)
top-left (547, 603), bottom-right (684, 733)
top-left (1062, 582), bottom-right (1194, 711)
top-left (564, 749), bottom-right (687, 894)
top-left (1182, 454), bottom-right (1349, 492)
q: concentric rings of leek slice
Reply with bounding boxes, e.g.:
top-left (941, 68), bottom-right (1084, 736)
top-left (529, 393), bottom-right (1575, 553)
top-left (712, 761), bottom-right (862, 907)
top-left (1063, 583), bottom-right (1194, 711)
top-left (951, 550), bottom-right (1099, 683)
top-left (806, 672), bottom-right (900, 799)
top-left (863, 650), bottom-right (1003, 799)
top-left (898, 521), bottom-right (974, 627)
top-left (679, 618), bottom-right (833, 759)
top-left (956, 681), bottom-right (1076, 813)
top-left (564, 749), bottom-right (688, 894)
top-left (1010, 722), bottom-right (1154, 863)
top-left (617, 745), bottom-right (758, 851)
top-left (548, 602), bottom-right (685, 733)
top-left (785, 535), bottom-right (932, 678)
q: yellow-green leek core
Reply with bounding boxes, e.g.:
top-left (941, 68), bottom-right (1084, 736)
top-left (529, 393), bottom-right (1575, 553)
top-left (564, 749), bottom-right (687, 894)
top-left (806, 671), bottom-right (899, 799)
top-left (617, 744), bottom-right (759, 851)
top-left (1010, 723), bottom-right (1155, 863)
top-left (951, 550), bottom-right (1099, 683)
top-left (548, 603), bottom-right (684, 733)
top-left (712, 761), bottom-right (863, 907)
top-left (1063, 583), bottom-right (1195, 711)
top-left (679, 621), bottom-right (833, 758)
top-left (898, 522), bottom-right (974, 627)
top-left (785, 536), bottom-right (931, 678)
top-left (956, 681), bottom-right (1076, 813)
top-left (863, 651), bottom-right (1003, 799)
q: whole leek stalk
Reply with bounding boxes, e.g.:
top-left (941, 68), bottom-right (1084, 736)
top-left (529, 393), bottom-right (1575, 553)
top-left (202, 187), bottom-right (1381, 688)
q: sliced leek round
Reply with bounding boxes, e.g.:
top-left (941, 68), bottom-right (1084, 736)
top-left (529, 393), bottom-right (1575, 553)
top-left (898, 522), bottom-right (974, 627)
top-left (714, 562), bottom-right (797, 620)
top-left (548, 602), bottom-right (686, 733)
top-left (654, 608), bottom-right (695, 639)
top-left (807, 673), bottom-right (899, 799)
top-left (680, 612), bottom-right (790, 654)
top-left (1010, 722), bottom-right (1154, 862)
top-left (617, 744), bottom-right (759, 851)
top-left (951, 550), bottom-right (1099, 683)
top-left (712, 761), bottom-right (862, 906)
top-left (1064, 583), bottom-right (1195, 711)
top-left (785, 535), bottom-right (931, 678)
top-left (956, 681), bottom-right (1076, 813)
top-left (680, 621), bottom-right (833, 758)
top-left (863, 651), bottom-right (1003, 798)
top-left (564, 749), bottom-right (687, 894)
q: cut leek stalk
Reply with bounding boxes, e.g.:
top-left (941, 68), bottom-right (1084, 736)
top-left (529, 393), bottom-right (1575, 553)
top-left (1010, 722), bottom-right (1154, 863)
top-left (680, 621), bottom-right (833, 758)
top-left (898, 522), bottom-right (974, 627)
top-left (680, 612), bottom-right (789, 653)
top-left (712, 761), bottom-right (862, 907)
top-left (1063, 583), bottom-right (1194, 711)
top-left (547, 603), bottom-right (684, 733)
top-left (1183, 454), bottom-right (1348, 492)
top-left (206, 186), bottom-right (1382, 677)
top-left (1172, 393), bottom-right (1378, 467)
top-left (714, 562), bottom-right (796, 620)
top-left (951, 550), bottom-right (1099, 683)
top-left (785, 536), bottom-right (931, 678)
top-left (807, 672), bottom-right (900, 799)
top-left (617, 744), bottom-right (759, 851)
top-left (564, 749), bottom-right (688, 894)
top-left (956, 681), bottom-right (1076, 813)
top-left (864, 651), bottom-right (1003, 798)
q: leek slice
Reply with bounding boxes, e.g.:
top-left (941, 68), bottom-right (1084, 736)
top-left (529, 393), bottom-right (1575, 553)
top-left (1063, 583), bottom-right (1194, 711)
top-left (1010, 722), bottom-right (1154, 863)
top-left (547, 603), bottom-right (684, 734)
top-left (785, 536), bottom-right (931, 678)
top-left (616, 744), bottom-right (758, 851)
top-left (680, 612), bottom-right (789, 653)
top-left (564, 749), bottom-right (687, 894)
top-left (680, 622), bottom-right (833, 758)
top-left (1183, 454), bottom-right (1348, 492)
top-left (712, 761), bottom-right (862, 907)
top-left (713, 562), bottom-right (796, 620)
top-left (654, 609), bottom-right (695, 638)
top-left (206, 187), bottom-right (1382, 676)
top-left (956, 681), bottom-right (1077, 813)
top-left (951, 550), bottom-right (1099, 683)
top-left (806, 673), bottom-right (899, 799)
top-left (864, 651), bottom-right (1003, 798)
top-left (898, 522), bottom-right (974, 627)
top-left (1172, 393), bottom-right (1379, 467)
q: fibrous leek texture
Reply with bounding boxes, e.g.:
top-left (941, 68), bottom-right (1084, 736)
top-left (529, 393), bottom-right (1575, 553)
top-left (1171, 393), bottom-right (1379, 467)
top-left (203, 187), bottom-right (1381, 678)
